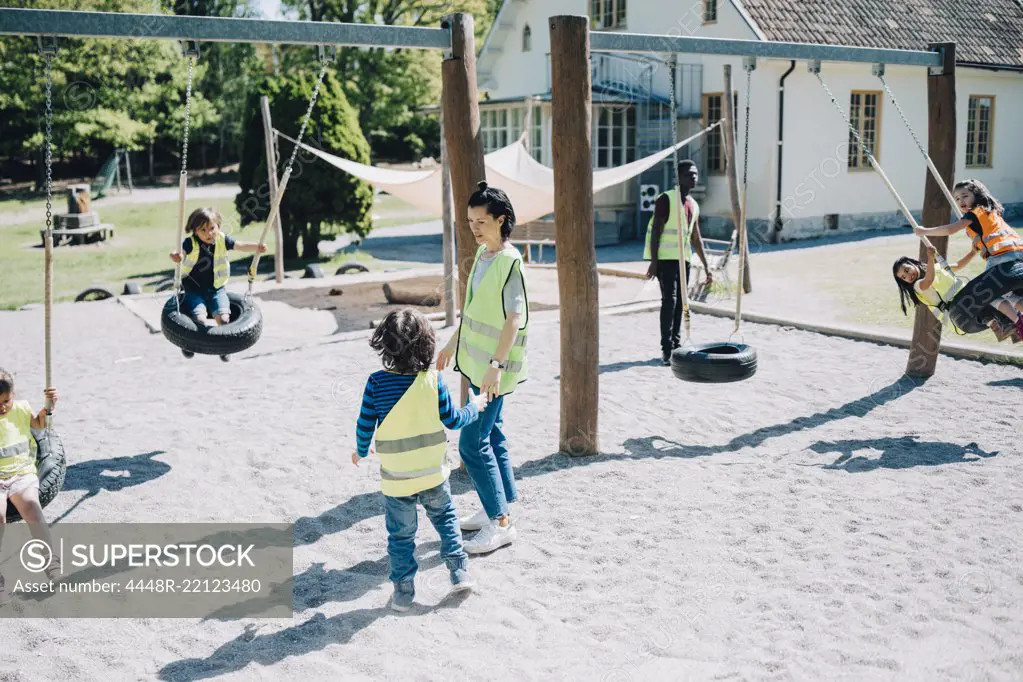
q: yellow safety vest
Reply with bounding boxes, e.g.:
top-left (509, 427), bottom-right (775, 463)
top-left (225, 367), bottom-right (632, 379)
top-left (915, 265), bottom-right (966, 334)
top-left (0, 401), bottom-right (37, 479)
top-left (455, 245), bottom-right (529, 396)
top-left (181, 232), bottom-right (230, 289)
top-left (375, 371), bottom-right (449, 497)
top-left (644, 189), bottom-right (699, 262)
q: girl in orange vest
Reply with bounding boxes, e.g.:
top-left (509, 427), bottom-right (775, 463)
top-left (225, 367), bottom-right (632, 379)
top-left (914, 179), bottom-right (1023, 340)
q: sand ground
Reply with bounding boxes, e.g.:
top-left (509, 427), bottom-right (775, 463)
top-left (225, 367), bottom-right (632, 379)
top-left (0, 283), bottom-right (1021, 681)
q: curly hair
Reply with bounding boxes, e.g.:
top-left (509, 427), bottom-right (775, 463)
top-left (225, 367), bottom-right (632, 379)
top-left (0, 367), bottom-right (12, 395)
top-left (468, 181), bottom-right (516, 240)
top-left (185, 207), bottom-right (224, 234)
top-left (369, 308), bottom-right (436, 374)
top-left (955, 179), bottom-right (1004, 216)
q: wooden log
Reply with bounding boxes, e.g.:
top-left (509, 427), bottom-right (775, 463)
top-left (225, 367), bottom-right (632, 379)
top-left (721, 64), bottom-right (752, 295)
top-left (382, 282), bottom-right (442, 307)
top-left (260, 96), bottom-right (285, 284)
top-left (441, 12), bottom-right (486, 407)
top-left (550, 15), bottom-right (599, 457)
top-left (440, 114), bottom-right (457, 327)
top-left (907, 43), bottom-right (956, 378)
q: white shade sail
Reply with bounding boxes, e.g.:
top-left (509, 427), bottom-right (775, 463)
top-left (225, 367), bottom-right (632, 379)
top-left (275, 120), bottom-right (721, 225)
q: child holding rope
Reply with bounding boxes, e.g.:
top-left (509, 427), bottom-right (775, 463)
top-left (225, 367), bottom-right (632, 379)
top-left (169, 207), bottom-right (267, 328)
top-left (352, 309), bottom-right (488, 612)
top-left (0, 369), bottom-right (61, 604)
top-left (914, 179), bottom-right (1023, 341)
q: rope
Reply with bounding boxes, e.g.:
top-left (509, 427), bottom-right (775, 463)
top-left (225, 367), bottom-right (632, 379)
top-left (41, 45), bottom-right (55, 429)
top-left (667, 55), bottom-right (693, 346)
top-left (732, 64), bottom-right (752, 339)
top-left (814, 71), bottom-right (951, 269)
top-left (877, 73), bottom-right (961, 219)
top-left (172, 53), bottom-right (196, 313)
top-left (248, 54), bottom-right (333, 293)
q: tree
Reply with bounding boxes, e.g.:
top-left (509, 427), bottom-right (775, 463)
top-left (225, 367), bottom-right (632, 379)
top-left (279, 0), bottom-right (499, 161)
top-left (235, 68), bottom-right (373, 260)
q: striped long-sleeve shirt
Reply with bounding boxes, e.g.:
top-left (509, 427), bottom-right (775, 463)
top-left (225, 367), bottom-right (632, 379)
top-left (356, 370), bottom-right (478, 458)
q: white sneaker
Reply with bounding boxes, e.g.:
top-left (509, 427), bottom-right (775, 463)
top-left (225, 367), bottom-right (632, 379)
top-left (458, 508), bottom-right (490, 532)
top-left (464, 521), bottom-right (517, 555)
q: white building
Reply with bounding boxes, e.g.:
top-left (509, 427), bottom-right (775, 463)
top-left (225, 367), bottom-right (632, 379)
top-left (475, 0), bottom-right (1023, 243)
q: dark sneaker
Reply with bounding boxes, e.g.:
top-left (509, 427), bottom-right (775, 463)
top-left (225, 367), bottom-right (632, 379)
top-left (391, 580), bottom-right (415, 612)
top-left (661, 350), bottom-right (671, 366)
top-left (1015, 314), bottom-right (1023, 340)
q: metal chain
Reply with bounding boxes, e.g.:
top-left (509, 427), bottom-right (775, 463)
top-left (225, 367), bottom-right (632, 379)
top-left (43, 52), bottom-right (54, 232)
top-left (284, 55), bottom-right (332, 173)
top-left (181, 55), bottom-right (195, 176)
top-left (742, 66), bottom-right (751, 186)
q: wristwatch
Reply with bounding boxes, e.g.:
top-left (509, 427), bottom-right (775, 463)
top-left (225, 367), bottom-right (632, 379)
top-left (489, 359), bottom-right (506, 370)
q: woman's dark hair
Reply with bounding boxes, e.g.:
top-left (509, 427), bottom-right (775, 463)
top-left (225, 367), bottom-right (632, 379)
top-left (369, 308), bottom-right (436, 374)
top-left (955, 179), bottom-right (1003, 216)
top-left (892, 256), bottom-right (924, 315)
top-left (468, 181), bottom-right (516, 240)
top-left (0, 368), bottom-right (13, 394)
top-left (185, 207), bottom-right (223, 234)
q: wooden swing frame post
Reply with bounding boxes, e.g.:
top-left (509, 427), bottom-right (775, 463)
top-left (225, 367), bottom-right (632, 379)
top-left (906, 43), bottom-right (956, 378)
top-left (550, 15), bottom-right (599, 457)
top-left (259, 96), bottom-right (285, 284)
top-left (721, 65), bottom-right (745, 295)
top-left (440, 13), bottom-right (486, 407)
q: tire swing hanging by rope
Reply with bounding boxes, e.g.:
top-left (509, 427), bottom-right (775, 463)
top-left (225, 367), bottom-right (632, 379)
top-left (160, 44), bottom-right (334, 359)
top-left (669, 56), bottom-right (758, 383)
top-left (9, 39), bottom-right (68, 522)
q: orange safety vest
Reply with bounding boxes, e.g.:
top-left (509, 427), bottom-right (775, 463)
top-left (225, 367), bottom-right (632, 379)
top-left (969, 207), bottom-right (1023, 259)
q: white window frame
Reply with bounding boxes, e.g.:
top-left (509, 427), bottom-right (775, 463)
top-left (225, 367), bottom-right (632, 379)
top-left (591, 104), bottom-right (636, 169)
top-left (966, 95), bottom-right (994, 168)
top-left (703, 0), bottom-right (718, 23)
top-left (480, 106), bottom-right (527, 154)
top-left (590, 0), bottom-right (626, 30)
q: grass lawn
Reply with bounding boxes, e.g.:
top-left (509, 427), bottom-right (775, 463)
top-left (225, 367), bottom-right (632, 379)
top-left (0, 199), bottom-right (388, 310)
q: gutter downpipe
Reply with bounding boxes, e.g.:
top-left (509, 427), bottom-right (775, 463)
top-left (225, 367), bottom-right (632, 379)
top-left (773, 59), bottom-right (796, 243)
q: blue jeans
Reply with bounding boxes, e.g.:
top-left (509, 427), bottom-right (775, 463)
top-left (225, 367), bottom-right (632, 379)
top-left (181, 288), bottom-right (230, 319)
top-left (384, 480), bottom-right (467, 585)
top-left (458, 384), bottom-right (517, 520)
top-left (985, 252), bottom-right (1023, 271)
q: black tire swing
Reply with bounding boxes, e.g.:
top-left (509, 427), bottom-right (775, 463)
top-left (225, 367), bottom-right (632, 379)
top-left (160, 44), bottom-right (334, 360)
top-left (667, 55), bottom-right (758, 383)
top-left (9, 40), bottom-right (67, 522)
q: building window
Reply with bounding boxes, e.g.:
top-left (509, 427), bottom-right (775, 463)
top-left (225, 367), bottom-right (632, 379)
top-left (592, 105), bottom-right (635, 169)
top-left (704, 0), bottom-right (718, 23)
top-left (481, 106), bottom-right (527, 153)
top-left (848, 91), bottom-right (881, 169)
top-left (701, 92), bottom-right (736, 174)
top-left (530, 104), bottom-right (544, 162)
top-left (522, 24), bottom-right (531, 52)
top-left (590, 0), bottom-right (626, 30)
top-left (967, 95), bottom-right (994, 167)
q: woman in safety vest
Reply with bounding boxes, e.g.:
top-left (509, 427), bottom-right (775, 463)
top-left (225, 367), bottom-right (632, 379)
top-left (0, 368), bottom-right (62, 602)
top-left (914, 179), bottom-right (1023, 340)
top-left (892, 247), bottom-right (971, 337)
top-left (437, 181), bottom-right (528, 556)
top-left (351, 309), bottom-right (489, 612)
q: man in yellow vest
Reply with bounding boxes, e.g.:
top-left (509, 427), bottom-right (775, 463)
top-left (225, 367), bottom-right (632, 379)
top-left (644, 160), bottom-right (713, 365)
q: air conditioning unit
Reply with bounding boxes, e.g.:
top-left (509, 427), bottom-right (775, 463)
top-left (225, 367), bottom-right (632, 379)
top-left (639, 184), bottom-right (659, 212)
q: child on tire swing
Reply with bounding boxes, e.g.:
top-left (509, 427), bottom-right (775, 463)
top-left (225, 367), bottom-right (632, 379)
top-left (911, 179), bottom-right (1023, 342)
top-left (351, 308), bottom-right (488, 612)
top-left (169, 207), bottom-right (267, 329)
top-left (0, 369), bottom-right (61, 605)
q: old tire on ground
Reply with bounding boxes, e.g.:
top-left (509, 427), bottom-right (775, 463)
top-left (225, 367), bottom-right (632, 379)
top-left (6, 431), bottom-right (67, 523)
top-left (948, 259), bottom-right (1023, 334)
top-left (336, 263), bottom-right (369, 275)
top-left (160, 292), bottom-right (263, 356)
top-left (75, 287), bottom-right (115, 302)
top-left (670, 342), bottom-right (757, 383)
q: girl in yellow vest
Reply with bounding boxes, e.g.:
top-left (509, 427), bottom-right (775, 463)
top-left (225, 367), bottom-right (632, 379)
top-left (168, 208), bottom-right (267, 331)
top-left (0, 369), bottom-right (61, 604)
top-left (351, 310), bottom-right (488, 612)
top-left (436, 182), bottom-right (528, 555)
top-left (914, 179), bottom-right (1023, 340)
top-left (892, 247), bottom-right (972, 337)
